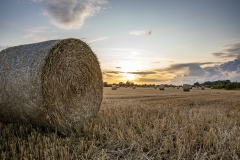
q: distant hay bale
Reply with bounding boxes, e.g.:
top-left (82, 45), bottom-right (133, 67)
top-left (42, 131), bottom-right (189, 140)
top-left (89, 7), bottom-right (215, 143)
top-left (159, 84), bottom-right (164, 90)
top-left (177, 86), bottom-right (179, 89)
top-left (183, 84), bottom-right (190, 92)
top-left (0, 38), bottom-right (103, 135)
top-left (201, 86), bottom-right (205, 90)
top-left (112, 85), bottom-right (117, 90)
top-left (132, 86), bottom-right (136, 89)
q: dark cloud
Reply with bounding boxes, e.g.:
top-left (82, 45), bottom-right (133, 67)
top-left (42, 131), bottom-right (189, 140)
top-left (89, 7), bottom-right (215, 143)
top-left (105, 71), bottom-right (121, 74)
top-left (212, 42), bottom-right (240, 58)
top-left (42, 0), bottom-right (107, 29)
top-left (116, 67), bottom-right (121, 69)
top-left (188, 64), bottom-right (205, 77)
top-left (220, 59), bottom-right (240, 72)
top-left (157, 62), bottom-right (218, 72)
top-left (170, 58), bottom-right (240, 84)
top-left (127, 71), bottom-right (156, 75)
top-left (137, 78), bottom-right (165, 83)
top-left (151, 61), bottom-right (160, 63)
top-left (147, 30), bottom-right (152, 35)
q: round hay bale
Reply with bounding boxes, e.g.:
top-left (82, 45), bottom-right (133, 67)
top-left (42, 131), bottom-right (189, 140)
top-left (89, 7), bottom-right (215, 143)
top-left (112, 85), bottom-right (117, 90)
top-left (183, 84), bottom-right (190, 92)
top-left (201, 86), bottom-right (205, 90)
top-left (159, 84), bottom-right (164, 90)
top-left (132, 86), bottom-right (136, 89)
top-left (0, 38), bottom-right (103, 135)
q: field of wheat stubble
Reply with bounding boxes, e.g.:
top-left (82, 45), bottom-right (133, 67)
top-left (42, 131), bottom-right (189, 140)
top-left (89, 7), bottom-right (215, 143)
top-left (1, 87), bottom-right (240, 159)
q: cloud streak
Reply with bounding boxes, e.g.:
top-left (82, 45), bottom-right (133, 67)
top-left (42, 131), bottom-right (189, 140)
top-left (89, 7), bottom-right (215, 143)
top-left (23, 26), bottom-right (57, 42)
top-left (212, 42), bottom-right (240, 59)
top-left (42, 0), bottom-right (108, 30)
top-left (129, 30), bottom-right (152, 36)
top-left (127, 71), bottom-right (156, 75)
top-left (87, 36), bottom-right (109, 43)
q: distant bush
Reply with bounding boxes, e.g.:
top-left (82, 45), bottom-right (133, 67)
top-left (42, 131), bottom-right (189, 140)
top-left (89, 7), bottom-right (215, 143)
top-left (212, 82), bottom-right (240, 90)
top-left (225, 82), bottom-right (240, 90)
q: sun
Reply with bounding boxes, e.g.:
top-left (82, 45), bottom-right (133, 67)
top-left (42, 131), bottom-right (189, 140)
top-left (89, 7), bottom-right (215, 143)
top-left (123, 73), bottom-right (136, 81)
top-left (121, 61), bottom-right (143, 72)
top-left (120, 61), bottom-right (144, 81)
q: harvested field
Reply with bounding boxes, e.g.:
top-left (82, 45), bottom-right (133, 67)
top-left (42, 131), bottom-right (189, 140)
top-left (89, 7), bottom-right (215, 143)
top-left (1, 87), bottom-right (240, 159)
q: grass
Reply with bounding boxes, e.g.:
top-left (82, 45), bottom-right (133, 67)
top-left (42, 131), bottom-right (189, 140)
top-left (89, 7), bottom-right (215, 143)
top-left (1, 87), bottom-right (240, 159)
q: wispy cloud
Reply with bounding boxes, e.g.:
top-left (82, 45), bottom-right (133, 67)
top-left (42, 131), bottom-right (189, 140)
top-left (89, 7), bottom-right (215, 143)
top-left (87, 36), bottom-right (109, 43)
top-left (28, 26), bottom-right (53, 33)
top-left (23, 26), bottom-right (58, 42)
top-left (212, 42), bottom-right (240, 59)
top-left (129, 30), bottom-right (151, 36)
top-left (23, 34), bottom-right (48, 41)
top-left (127, 71), bottom-right (156, 75)
top-left (136, 78), bottom-right (167, 83)
top-left (38, 0), bottom-right (108, 30)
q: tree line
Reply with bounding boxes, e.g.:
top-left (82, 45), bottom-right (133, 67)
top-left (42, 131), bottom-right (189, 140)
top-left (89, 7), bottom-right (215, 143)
top-left (194, 80), bottom-right (240, 90)
top-left (104, 80), bottom-right (240, 90)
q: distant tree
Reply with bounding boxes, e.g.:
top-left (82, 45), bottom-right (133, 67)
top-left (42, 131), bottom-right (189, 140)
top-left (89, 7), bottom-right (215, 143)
top-left (119, 82), bottom-right (124, 87)
top-left (103, 82), bottom-right (108, 87)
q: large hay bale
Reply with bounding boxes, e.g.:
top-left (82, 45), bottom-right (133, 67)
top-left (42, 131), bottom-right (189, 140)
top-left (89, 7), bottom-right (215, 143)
top-left (159, 84), bottom-right (164, 90)
top-left (112, 85), bottom-right (117, 90)
top-left (183, 84), bottom-right (190, 92)
top-left (132, 86), bottom-right (136, 89)
top-left (0, 38), bottom-right (103, 135)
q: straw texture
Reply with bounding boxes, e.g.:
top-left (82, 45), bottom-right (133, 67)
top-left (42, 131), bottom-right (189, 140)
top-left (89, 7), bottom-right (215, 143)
top-left (0, 38), bottom-right (103, 135)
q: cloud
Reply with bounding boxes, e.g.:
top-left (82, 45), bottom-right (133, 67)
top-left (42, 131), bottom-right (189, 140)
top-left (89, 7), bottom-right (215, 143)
top-left (87, 36), bottom-right (109, 43)
top-left (169, 58), bottom-right (240, 84)
top-left (42, 0), bottom-right (108, 30)
top-left (105, 71), bottom-right (123, 74)
top-left (136, 78), bottom-right (166, 83)
top-left (151, 61), bottom-right (160, 63)
top-left (116, 67), bottom-right (121, 69)
top-left (127, 71), bottom-right (156, 75)
top-left (23, 26), bottom-right (58, 42)
top-left (23, 34), bottom-right (49, 41)
top-left (129, 30), bottom-right (147, 36)
top-left (212, 42), bottom-right (240, 59)
top-left (220, 59), bottom-right (240, 72)
top-left (157, 62), bottom-right (218, 72)
top-left (147, 30), bottom-right (152, 35)
top-left (28, 26), bottom-right (50, 33)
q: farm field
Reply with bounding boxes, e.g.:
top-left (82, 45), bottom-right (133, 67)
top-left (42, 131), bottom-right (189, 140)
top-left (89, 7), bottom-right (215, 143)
top-left (1, 87), bottom-right (240, 159)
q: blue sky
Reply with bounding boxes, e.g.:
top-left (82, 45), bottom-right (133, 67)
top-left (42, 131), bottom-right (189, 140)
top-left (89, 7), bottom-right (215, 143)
top-left (1, 0), bottom-right (240, 84)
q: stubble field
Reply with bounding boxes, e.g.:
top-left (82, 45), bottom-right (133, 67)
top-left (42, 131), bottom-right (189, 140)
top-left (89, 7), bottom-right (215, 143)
top-left (1, 87), bottom-right (240, 159)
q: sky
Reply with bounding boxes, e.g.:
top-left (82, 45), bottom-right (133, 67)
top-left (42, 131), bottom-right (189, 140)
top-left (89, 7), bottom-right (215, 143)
top-left (0, 0), bottom-right (240, 85)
